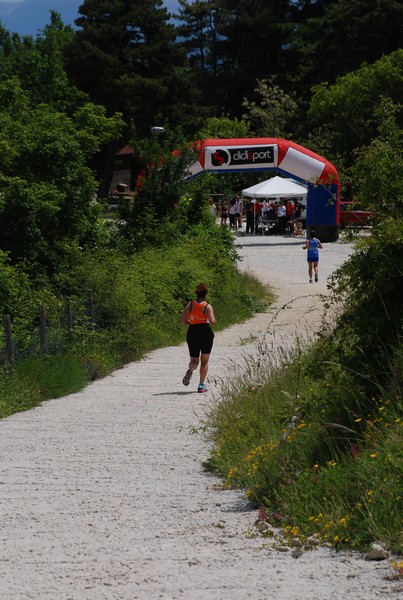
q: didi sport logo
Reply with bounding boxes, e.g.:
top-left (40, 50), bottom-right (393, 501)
top-left (211, 146), bottom-right (275, 168)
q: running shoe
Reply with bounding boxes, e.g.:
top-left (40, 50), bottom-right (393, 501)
top-left (182, 369), bottom-right (193, 386)
top-left (315, 274), bottom-right (318, 282)
top-left (198, 383), bottom-right (208, 393)
top-left (309, 279), bottom-right (313, 283)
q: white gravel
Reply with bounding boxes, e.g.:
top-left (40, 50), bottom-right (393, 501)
top-left (0, 232), bottom-right (401, 600)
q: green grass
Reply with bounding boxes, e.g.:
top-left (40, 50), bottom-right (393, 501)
top-left (0, 367), bottom-right (42, 418)
top-left (0, 354), bottom-right (88, 418)
top-left (203, 339), bottom-right (403, 553)
top-left (15, 355), bottom-right (89, 397)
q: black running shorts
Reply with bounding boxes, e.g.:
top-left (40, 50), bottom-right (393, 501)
top-left (186, 324), bottom-right (215, 357)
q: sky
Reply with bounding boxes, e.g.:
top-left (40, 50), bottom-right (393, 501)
top-left (0, 1), bottom-right (181, 36)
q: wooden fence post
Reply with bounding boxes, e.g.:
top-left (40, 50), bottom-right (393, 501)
top-left (39, 304), bottom-right (48, 353)
top-left (3, 315), bottom-right (15, 368)
top-left (66, 297), bottom-right (73, 340)
top-left (87, 289), bottom-right (95, 330)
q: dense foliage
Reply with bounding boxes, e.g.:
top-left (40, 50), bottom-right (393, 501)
top-left (203, 90), bottom-right (403, 552)
top-left (306, 50), bottom-right (403, 165)
top-left (0, 78), bottom-right (123, 279)
top-left (13, 0), bottom-right (393, 141)
top-left (0, 226), bottom-right (269, 418)
top-left (65, 0), bottom-right (200, 135)
top-left (204, 347), bottom-right (402, 551)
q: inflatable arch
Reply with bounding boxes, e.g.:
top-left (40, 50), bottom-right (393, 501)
top-left (189, 138), bottom-right (340, 242)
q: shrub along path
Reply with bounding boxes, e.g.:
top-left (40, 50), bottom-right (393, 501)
top-left (0, 234), bottom-right (400, 599)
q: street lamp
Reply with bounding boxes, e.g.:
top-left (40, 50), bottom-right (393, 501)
top-left (150, 126), bottom-right (165, 136)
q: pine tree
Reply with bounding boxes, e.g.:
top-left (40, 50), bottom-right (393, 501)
top-left (66, 0), bottom-right (198, 134)
top-left (175, 0), bottom-right (221, 112)
top-left (293, 0), bottom-right (403, 88)
top-left (214, 0), bottom-right (294, 116)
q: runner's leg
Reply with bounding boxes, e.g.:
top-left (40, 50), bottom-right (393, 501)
top-left (199, 354), bottom-right (210, 384)
top-left (190, 357), bottom-right (199, 371)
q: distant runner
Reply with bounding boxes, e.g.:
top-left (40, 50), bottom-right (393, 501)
top-left (305, 229), bottom-right (323, 283)
top-left (180, 283), bottom-right (216, 393)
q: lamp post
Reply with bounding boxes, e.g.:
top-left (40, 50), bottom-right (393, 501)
top-left (150, 126), bottom-right (165, 136)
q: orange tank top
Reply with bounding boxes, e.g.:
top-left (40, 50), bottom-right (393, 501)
top-left (188, 300), bottom-right (209, 325)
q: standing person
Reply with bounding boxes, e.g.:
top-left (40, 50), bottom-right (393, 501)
top-left (277, 200), bottom-right (287, 235)
top-left (305, 229), bottom-right (323, 283)
top-left (180, 283), bottom-right (216, 393)
top-left (286, 200), bottom-right (295, 220)
top-left (294, 200), bottom-right (305, 222)
top-left (234, 195), bottom-right (243, 229)
top-left (228, 198), bottom-right (236, 229)
top-left (220, 201), bottom-right (229, 226)
top-left (286, 200), bottom-right (295, 234)
top-left (244, 198), bottom-right (254, 233)
top-left (253, 199), bottom-right (264, 232)
top-left (208, 197), bottom-right (217, 219)
top-left (294, 200), bottom-right (305, 235)
top-left (261, 199), bottom-right (269, 219)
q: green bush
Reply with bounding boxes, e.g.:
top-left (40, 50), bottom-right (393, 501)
top-left (204, 321), bottom-right (402, 552)
top-left (66, 224), bottom-right (268, 359)
top-left (0, 223), bottom-right (270, 418)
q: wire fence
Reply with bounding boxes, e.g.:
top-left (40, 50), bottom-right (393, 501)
top-left (1, 290), bottom-right (97, 369)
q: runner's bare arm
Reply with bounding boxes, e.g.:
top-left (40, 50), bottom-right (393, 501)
top-left (180, 303), bottom-right (191, 325)
top-left (206, 304), bottom-right (216, 325)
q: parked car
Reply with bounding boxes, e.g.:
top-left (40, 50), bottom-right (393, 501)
top-left (339, 201), bottom-right (372, 228)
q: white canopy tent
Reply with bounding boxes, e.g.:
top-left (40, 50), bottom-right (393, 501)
top-left (242, 176), bottom-right (307, 199)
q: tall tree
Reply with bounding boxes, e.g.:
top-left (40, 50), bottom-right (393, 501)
top-left (242, 77), bottom-right (298, 138)
top-left (213, 0), bottom-right (294, 115)
top-left (66, 0), bottom-right (199, 134)
top-left (174, 0), bottom-right (221, 111)
top-left (175, 1), bottom-right (403, 123)
top-left (328, 98), bottom-right (403, 376)
top-left (0, 78), bottom-right (123, 277)
top-left (117, 130), bottom-right (202, 251)
top-left (0, 13), bottom-right (85, 113)
top-left (293, 0), bottom-right (403, 89)
top-left (305, 49), bottom-right (403, 166)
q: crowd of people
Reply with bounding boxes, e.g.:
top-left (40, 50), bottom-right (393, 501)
top-left (215, 195), bottom-right (306, 236)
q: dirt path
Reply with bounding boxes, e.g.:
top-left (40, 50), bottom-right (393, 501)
top-left (0, 234), bottom-right (401, 599)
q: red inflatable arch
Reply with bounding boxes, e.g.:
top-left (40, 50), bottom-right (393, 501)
top-left (189, 138), bottom-right (340, 242)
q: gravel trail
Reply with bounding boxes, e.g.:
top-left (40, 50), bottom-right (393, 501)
top-left (0, 234), bottom-right (401, 600)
